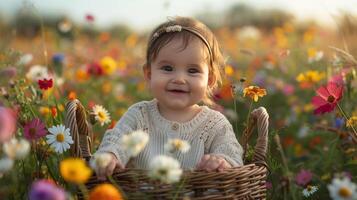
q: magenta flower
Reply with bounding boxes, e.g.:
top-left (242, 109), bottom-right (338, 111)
top-left (29, 179), bottom-right (66, 200)
top-left (311, 82), bottom-right (343, 115)
top-left (24, 118), bottom-right (47, 140)
top-left (295, 169), bottom-right (313, 186)
top-left (0, 107), bottom-right (16, 143)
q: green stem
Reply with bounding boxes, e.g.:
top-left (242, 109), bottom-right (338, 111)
top-left (28, 103), bottom-right (38, 118)
top-left (337, 103), bottom-right (357, 143)
top-left (233, 96), bottom-right (239, 133)
top-left (172, 176), bottom-right (186, 200)
top-left (78, 183), bottom-right (89, 200)
top-left (246, 101), bottom-right (253, 128)
top-left (45, 159), bottom-right (57, 180)
top-left (274, 134), bottom-right (297, 200)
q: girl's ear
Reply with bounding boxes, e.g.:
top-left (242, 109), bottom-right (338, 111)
top-left (143, 64), bottom-right (151, 81)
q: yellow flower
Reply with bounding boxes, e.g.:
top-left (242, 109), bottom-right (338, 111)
top-left (117, 59), bottom-right (127, 70)
top-left (303, 103), bottom-right (314, 112)
top-left (346, 116), bottom-right (357, 128)
top-left (307, 48), bottom-right (323, 63)
top-left (100, 56), bottom-right (117, 75)
top-left (89, 183), bottom-right (123, 200)
top-left (224, 65), bottom-right (234, 76)
top-left (102, 81), bottom-right (112, 94)
top-left (39, 106), bottom-right (51, 116)
top-left (125, 34), bottom-right (138, 48)
top-left (243, 86), bottom-right (267, 102)
top-left (296, 70), bottom-right (325, 87)
top-left (60, 158), bottom-right (92, 184)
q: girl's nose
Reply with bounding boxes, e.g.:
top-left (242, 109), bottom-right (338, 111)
top-left (172, 72), bottom-right (186, 84)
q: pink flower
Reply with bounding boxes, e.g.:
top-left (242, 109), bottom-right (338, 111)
top-left (311, 82), bottom-right (343, 115)
top-left (265, 181), bottom-right (273, 190)
top-left (295, 169), bottom-right (313, 186)
top-left (0, 107), bottom-right (16, 143)
top-left (24, 118), bottom-right (47, 140)
top-left (282, 84), bottom-right (295, 95)
top-left (85, 14), bottom-right (95, 22)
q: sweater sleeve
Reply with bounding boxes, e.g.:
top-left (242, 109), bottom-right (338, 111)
top-left (209, 118), bottom-right (244, 167)
top-left (94, 104), bottom-right (141, 166)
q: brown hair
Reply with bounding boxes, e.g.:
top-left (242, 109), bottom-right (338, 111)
top-left (144, 16), bottom-right (225, 106)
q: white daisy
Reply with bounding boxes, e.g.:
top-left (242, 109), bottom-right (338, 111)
top-left (90, 152), bottom-right (112, 171)
top-left (92, 105), bottom-right (111, 126)
top-left (148, 155), bottom-right (182, 184)
top-left (3, 138), bottom-right (30, 159)
top-left (17, 53), bottom-right (33, 66)
top-left (25, 65), bottom-right (50, 82)
top-left (121, 130), bottom-right (149, 157)
top-left (164, 138), bottom-right (190, 154)
top-left (328, 177), bottom-right (357, 200)
top-left (46, 124), bottom-right (73, 154)
top-left (302, 185), bottom-right (318, 197)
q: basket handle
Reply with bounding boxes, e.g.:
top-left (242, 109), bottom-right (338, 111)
top-left (240, 107), bottom-right (269, 164)
top-left (65, 99), bottom-right (93, 159)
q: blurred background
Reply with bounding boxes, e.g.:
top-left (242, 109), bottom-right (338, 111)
top-left (0, 1), bottom-right (357, 199)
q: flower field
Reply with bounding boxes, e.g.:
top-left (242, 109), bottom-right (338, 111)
top-left (0, 7), bottom-right (357, 200)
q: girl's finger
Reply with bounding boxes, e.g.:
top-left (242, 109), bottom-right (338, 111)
top-left (105, 161), bottom-right (116, 177)
top-left (206, 159), bottom-right (223, 172)
top-left (196, 155), bottom-right (210, 170)
top-left (97, 166), bottom-right (106, 181)
top-left (116, 160), bottom-right (124, 169)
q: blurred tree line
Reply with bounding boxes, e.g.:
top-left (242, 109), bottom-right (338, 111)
top-left (0, 3), bottom-right (356, 41)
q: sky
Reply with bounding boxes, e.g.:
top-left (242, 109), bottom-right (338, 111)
top-left (0, 0), bottom-right (357, 31)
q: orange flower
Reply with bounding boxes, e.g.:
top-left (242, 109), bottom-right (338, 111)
top-left (51, 107), bottom-right (57, 117)
top-left (89, 184), bottom-right (123, 200)
top-left (243, 86), bottom-right (267, 102)
top-left (68, 91), bottom-right (77, 100)
top-left (217, 83), bottom-right (233, 101)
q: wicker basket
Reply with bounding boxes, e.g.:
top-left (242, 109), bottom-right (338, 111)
top-left (65, 99), bottom-right (269, 200)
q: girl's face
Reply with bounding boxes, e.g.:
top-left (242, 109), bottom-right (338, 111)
top-left (144, 36), bottom-right (211, 111)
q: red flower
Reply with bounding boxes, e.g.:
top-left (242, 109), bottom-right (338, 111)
top-left (86, 62), bottom-right (103, 76)
top-left (38, 78), bottom-right (53, 90)
top-left (311, 82), bottom-right (343, 115)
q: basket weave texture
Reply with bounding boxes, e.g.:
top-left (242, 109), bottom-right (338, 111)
top-left (65, 99), bottom-right (269, 200)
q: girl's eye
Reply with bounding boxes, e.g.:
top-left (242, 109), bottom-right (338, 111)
top-left (161, 65), bottom-right (173, 71)
top-left (188, 68), bottom-right (200, 74)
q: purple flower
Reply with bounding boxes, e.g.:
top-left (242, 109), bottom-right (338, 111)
top-left (29, 179), bottom-right (66, 200)
top-left (295, 169), bottom-right (313, 186)
top-left (52, 53), bottom-right (65, 64)
top-left (334, 117), bottom-right (344, 128)
top-left (24, 118), bottom-right (47, 141)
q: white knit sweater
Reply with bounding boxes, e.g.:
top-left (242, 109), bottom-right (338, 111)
top-left (95, 99), bottom-right (243, 170)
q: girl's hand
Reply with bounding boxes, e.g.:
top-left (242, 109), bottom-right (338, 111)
top-left (196, 154), bottom-right (232, 172)
top-left (96, 152), bottom-right (124, 180)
